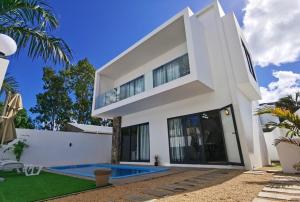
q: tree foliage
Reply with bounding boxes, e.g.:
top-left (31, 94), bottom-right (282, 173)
top-left (257, 107), bottom-right (300, 147)
top-left (0, 0), bottom-right (72, 64)
top-left (65, 58), bottom-right (99, 125)
top-left (31, 59), bottom-right (111, 130)
top-left (275, 92), bottom-right (300, 113)
top-left (30, 67), bottom-right (72, 130)
top-left (14, 108), bottom-right (34, 129)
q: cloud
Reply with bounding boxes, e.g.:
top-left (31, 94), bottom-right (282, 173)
top-left (260, 71), bottom-right (300, 103)
top-left (243, 0), bottom-right (300, 67)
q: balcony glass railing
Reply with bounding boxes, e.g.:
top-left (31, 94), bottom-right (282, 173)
top-left (95, 76), bottom-right (145, 109)
top-left (95, 54), bottom-right (190, 110)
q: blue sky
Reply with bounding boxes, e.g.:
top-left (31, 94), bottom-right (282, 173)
top-left (7, 0), bottom-right (300, 113)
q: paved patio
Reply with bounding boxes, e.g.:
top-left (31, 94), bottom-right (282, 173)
top-left (253, 174), bottom-right (300, 201)
top-left (49, 168), bottom-right (273, 202)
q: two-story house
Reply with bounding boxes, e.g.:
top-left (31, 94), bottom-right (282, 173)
top-left (92, 1), bottom-right (269, 170)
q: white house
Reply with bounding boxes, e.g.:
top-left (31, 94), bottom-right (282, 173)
top-left (92, 1), bottom-right (269, 170)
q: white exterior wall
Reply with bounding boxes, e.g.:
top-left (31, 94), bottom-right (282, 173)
top-left (0, 129), bottom-right (112, 167)
top-left (92, 1), bottom-right (269, 170)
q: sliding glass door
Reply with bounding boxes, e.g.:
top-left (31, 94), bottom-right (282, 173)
top-left (121, 123), bottom-right (150, 162)
top-left (168, 105), bottom-right (242, 165)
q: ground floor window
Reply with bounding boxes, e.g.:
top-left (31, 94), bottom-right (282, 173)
top-left (168, 105), bottom-right (243, 165)
top-left (121, 123), bottom-right (150, 162)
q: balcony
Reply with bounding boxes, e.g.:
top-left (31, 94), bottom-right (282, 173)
top-left (92, 9), bottom-right (214, 118)
top-left (95, 54), bottom-right (190, 109)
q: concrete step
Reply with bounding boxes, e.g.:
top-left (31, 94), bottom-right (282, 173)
top-left (263, 187), bottom-right (300, 195)
top-left (258, 191), bottom-right (300, 201)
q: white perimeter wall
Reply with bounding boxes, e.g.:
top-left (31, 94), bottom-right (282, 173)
top-left (0, 129), bottom-right (112, 167)
top-left (263, 128), bottom-right (284, 161)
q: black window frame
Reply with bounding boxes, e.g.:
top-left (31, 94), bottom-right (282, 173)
top-left (167, 104), bottom-right (244, 166)
top-left (241, 40), bottom-right (256, 81)
top-left (153, 54), bottom-right (190, 88)
top-left (119, 75), bottom-right (145, 100)
top-left (120, 122), bottom-right (150, 162)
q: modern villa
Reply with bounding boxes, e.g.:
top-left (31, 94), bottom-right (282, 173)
top-left (92, 1), bottom-right (269, 170)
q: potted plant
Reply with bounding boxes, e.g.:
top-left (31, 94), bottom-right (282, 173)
top-left (154, 155), bottom-right (159, 166)
top-left (257, 107), bottom-right (300, 173)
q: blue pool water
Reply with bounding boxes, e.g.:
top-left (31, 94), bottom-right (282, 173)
top-left (48, 164), bottom-right (168, 179)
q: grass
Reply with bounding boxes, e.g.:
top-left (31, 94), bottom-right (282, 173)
top-left (0, 171), bottom-right (96, 202)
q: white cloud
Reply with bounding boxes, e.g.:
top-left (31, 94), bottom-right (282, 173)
top-left (243, 0), bottom-right (300, 67)
top-left (260, 71), bottom-right (300, 103)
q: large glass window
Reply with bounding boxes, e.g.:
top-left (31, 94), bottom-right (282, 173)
top-left (241, 40), bottom-right (256, 81)
top-left (168, 105), bottom-right (243, 165)
top-left (121, 123), bottom-right (150, 162)
top-left (153, 54), bottom-right (190, 87)
top-left (120, 76), bottom-right (144, 100)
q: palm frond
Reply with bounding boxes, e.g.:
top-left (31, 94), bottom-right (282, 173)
top-left (1, 73), bottom-right (19, 95)
top-left (1, 26), bottom-right (72, 64)
top-left (0, 0), bottom-right (58, 30)
top-left (257, 107), bottom-right (300, 138)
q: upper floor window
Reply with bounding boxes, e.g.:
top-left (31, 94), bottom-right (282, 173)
top-left (153, 54), bottom-right (190, 87)
top-left (241, 40), bottom-right (256, 81)
top-left (119, 76), bottom-right (144, 100)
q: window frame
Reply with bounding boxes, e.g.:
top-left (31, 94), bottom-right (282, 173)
top-left (119, 75), bottom-right (145, 100)
top-left (153, 54), bottom-right (190, 88)
top-left (120, 122), bottom-right (150, 162)
top-left (241, 40), bottom-right (257, 81)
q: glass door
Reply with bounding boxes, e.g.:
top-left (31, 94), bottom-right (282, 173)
top-left (184, 115), bottom-right (205, 163)
top-left (200, 111), bottom-right (227, 163)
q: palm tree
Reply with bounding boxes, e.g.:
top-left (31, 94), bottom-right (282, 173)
top-left (275, 92), bottom-right (300, 113)
top-left (257, 107), bottom-right (300, 147)
top-left (0, 0), bottom-right (72, 65)
top-left (1, 73), bottom-right (18, 96)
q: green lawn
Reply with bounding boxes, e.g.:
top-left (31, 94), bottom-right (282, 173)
top-left (0, 171), bottom-right (96, 202)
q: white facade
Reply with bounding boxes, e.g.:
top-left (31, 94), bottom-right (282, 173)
top-left (0, 129), bottom-right (112, 167)
top-left (92, 1), bottom-right (269, 170)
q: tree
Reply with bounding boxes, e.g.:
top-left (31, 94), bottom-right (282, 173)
top-left (275, 92), bottom-right (300, 113)
top-left (65, 58), bottom-right (97, 124)
top-left (0, 0), bottom-right (72, 64)
top-left (14, 108), bottom-right (34, 129)
top-left (1, 73), bottom-right (18, 96)
top-left (30, 67), bottom-right (72, 130)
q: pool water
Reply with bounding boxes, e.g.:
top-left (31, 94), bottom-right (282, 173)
top-left (49, 164), bottom-right (168, 179)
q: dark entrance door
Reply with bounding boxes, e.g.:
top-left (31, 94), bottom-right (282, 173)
top-left (200, 111), bottom-right (227, 163)
top-left (184, 114), bottom-right (205, 163)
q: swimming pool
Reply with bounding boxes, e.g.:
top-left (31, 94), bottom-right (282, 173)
top-left (48, 164), bottom-right (168, 179)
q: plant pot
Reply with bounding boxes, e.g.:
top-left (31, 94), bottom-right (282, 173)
top-left (154, 162), bottom-right (158, 166)
top-left (276, 141), bottom-right (300, 173)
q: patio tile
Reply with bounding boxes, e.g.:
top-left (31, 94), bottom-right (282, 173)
top-left (258, 191), bottom-right (300, 200)
top-left (142, 189), bottom-right (173, 197)
top-left (267, 184), bottom-right (300, 190)
top-left (243, 171), bottom-right (265, 175)
top-left (158, 184), bottom-right (187, 192)
top-left (176, 181), bottom-right (198, 187)
top-left (263, 187), bottom-right (300, 195)
top-left (123, 194), bottom-right (155, 202)
top-left (252, 197), bottom-right (277, 202)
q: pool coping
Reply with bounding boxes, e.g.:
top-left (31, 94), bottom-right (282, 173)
top-left (47, 163), bottom-right (169, 180)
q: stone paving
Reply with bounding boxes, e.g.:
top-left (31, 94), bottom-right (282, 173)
top-left (253, 174), bottom-right (300, 201)
top-left (123, 169), bottom-right (233, 202)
